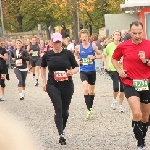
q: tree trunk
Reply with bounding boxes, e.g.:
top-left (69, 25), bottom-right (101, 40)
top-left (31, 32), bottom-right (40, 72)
top-left (46, 24), bottom-right (50, 40)
top-left (71, 0), bottom-right (79, 44)
top-left (89, 24), bottom-right (92, 36)
top-left (17, 15), bottom-right (23, 32)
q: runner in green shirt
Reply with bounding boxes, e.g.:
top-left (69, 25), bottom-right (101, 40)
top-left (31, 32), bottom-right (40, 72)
top-left (103, 30), bottom-right (124, 112)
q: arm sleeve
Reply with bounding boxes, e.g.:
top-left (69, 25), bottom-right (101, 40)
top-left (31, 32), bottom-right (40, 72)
top-left (41, 53), bottom-right (47, 67)
top-left (112, 44), bottom-right (123, 61)
top-left (69, 51), bottom-right (78, 69)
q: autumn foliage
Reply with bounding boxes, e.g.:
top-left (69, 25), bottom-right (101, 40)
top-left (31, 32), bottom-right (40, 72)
top-left (1, 0), bottom-right (124, 39)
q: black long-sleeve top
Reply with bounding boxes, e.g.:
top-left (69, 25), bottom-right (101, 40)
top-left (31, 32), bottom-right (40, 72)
top-left (11, 49), bottom-right (29, 69)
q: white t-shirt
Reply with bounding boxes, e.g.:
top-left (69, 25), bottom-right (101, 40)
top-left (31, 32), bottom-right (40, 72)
top-left (16, 50), bottom-right (19, 58)
top-left (67, 43), bottom-right (74, 51)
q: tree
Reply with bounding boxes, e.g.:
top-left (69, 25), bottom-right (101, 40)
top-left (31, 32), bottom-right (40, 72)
top-left (2, 0), bottom-right (125, 41)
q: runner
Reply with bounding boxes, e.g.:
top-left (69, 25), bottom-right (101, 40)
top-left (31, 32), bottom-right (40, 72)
top-left (41, 32), bottom-right (79, 145)
top-left (112, 21), bottom-right (150, 150)
top-left (74, 29), bottom-right (103, 119)
top-left (12, 40), bottom-right (29, 100)
top-left (65, 37), bottom-right (75, 53)
top-left (47, 39), bottom-right (53, 51)
top-left (28, 37), bottom-right (40, 86)
top-left (103, 30), bottom-right (125, 112)
top-left (39, 39), bottom-right (48, 59)
top-left (0, 40), bottom-right (8, 101)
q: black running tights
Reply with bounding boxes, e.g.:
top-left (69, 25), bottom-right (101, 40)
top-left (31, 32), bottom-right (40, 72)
top-left (46, 83), bottom-right (74, 135)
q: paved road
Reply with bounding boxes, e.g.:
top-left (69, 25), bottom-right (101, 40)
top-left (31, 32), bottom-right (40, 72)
top-left (0, 69), bottom-right (150, 150)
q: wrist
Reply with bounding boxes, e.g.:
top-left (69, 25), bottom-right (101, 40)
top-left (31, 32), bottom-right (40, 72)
top-left (117, 68), bottom-right (122, 73)
top-left (144, 59), bottom-right (149, 64)
top-left (71, 70), bottom-right (75, 75)
top-left (141, 58), bottom-right (146, 63)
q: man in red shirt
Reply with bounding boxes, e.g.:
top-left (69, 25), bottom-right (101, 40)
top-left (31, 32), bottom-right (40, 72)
top-left (112, 21), bottom-right (150, 150)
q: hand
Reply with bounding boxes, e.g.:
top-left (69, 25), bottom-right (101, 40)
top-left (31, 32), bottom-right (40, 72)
top-left (104, 65), bottom-right (107, 71)
top-left (18, 53), bottom-right (22, 58)
top-left (76, 59), bottom-right (82, 65)
top-left (12, 58), bottom-right (16, 61)
top-left (138, 51), bottom-right (146, 63)
top-left (0, 54), bottom-right (3, 58)
top-left (30, 50), bottom-right (33, 54)
top-left (118, 59), bottom-right (123, 64)
top-left (42, 84), bottom-right (46, 92)
top-left (66, 69), bottom-right (73, 76)
top-left (118, 69), bottom-right (127, 78)
top-left (88, 55), bottom-right (95, 60)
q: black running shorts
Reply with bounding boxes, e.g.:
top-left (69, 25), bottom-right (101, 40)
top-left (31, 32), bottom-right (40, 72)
top-left (80, 71), bottom-right (96, 85)
top-left (124, 84), bottom-right (150, 104)
top-left (30, 58), bottom-right (41, 67)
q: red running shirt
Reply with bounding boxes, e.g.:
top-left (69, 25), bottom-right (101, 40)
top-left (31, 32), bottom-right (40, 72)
top-left (112, 39), bottom-right (150, 86)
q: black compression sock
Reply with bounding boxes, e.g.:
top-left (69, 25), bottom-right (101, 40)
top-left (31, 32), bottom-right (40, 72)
top-left (132, 120), bottom-right (143, 146)
top-left (142, 122), bottom-right (148, 142)
top-left (84, 95), bottom-right (90, 110)
top-left (89, 95), bottom-right (95, 109)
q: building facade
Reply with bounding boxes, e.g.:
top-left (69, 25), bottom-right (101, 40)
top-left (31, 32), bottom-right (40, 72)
top-left (121, 0), bottom-right (150, 39)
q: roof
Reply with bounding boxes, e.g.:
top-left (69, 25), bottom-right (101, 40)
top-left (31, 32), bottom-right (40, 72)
top-left (120, 2), bottom-right (150, 11)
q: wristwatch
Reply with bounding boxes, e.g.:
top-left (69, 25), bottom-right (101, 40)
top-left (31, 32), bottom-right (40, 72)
top-left (145, 59), bottom-right (149, 64)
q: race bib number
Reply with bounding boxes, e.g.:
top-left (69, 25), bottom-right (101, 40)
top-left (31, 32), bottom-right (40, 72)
top-left (133, 79), bottom-right (149, 91)
top-left (54, 71), bottom-right (68, 81)
top-left (82, 58), bottom-right (93, 65)
top-left (32, 51), bottom-right (38, 56)
top-left (16, 59), bottom-right (22, 66)
top-left (1, 74), bottom-right (6, 79)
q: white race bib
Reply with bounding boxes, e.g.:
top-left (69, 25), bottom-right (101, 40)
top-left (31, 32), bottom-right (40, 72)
top-left (32, 51), bottom-right (38, 56)
top-left (54, 71), bottom-right (68, 81)
top-left (16, 59), bottom-right (22, 66)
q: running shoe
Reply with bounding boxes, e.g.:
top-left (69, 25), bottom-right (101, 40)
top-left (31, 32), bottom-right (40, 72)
top-left (20, 97), bottom-right (24, 100)
top-left (0, 95), bottom-right (5, 101)
top-left (142, 146), bottom-right (147, 150)
top-left (35, 82), bottom-right (39, 86)
top-left (89, 108), bottom-right (93, 118)
top-left (118, 105), bottom-right (124, 113)
top-left (22, 93), bottom-right (25, 99)
top-left (59, 134), bottom-right (66, 145)
top-left (137, 146), bottom-right (144, 150)
top-left (86, 110), bottom-right (91, 120)
top-left (111, 101), bottom-right (117, 110)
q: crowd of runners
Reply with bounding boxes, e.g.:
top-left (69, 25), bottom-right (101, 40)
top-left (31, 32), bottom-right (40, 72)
top-left (0, 21), bottom-right (149, 149)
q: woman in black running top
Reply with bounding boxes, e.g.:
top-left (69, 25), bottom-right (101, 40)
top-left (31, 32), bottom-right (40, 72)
top-left (41, 33), bottom-right (79, 145)
top-left (12, 40), bottom-right (29, 100)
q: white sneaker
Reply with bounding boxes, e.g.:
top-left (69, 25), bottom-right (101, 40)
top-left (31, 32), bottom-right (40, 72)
top-left (137, 146), bottom-right (144, 150)
top-left (1, 95), bottom-right (6, 101)
top-left (111, 101), bottom-right (117, 110)
top-left (118, 105), bottom-right (124, 113)
top-left (22, 93), bottom-right (25, 98)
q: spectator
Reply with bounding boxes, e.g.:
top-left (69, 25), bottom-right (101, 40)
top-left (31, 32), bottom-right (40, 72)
top-left (90, 34), bottom-right (103, 51)
top-left (121, 29), bottom-right (131, 42)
